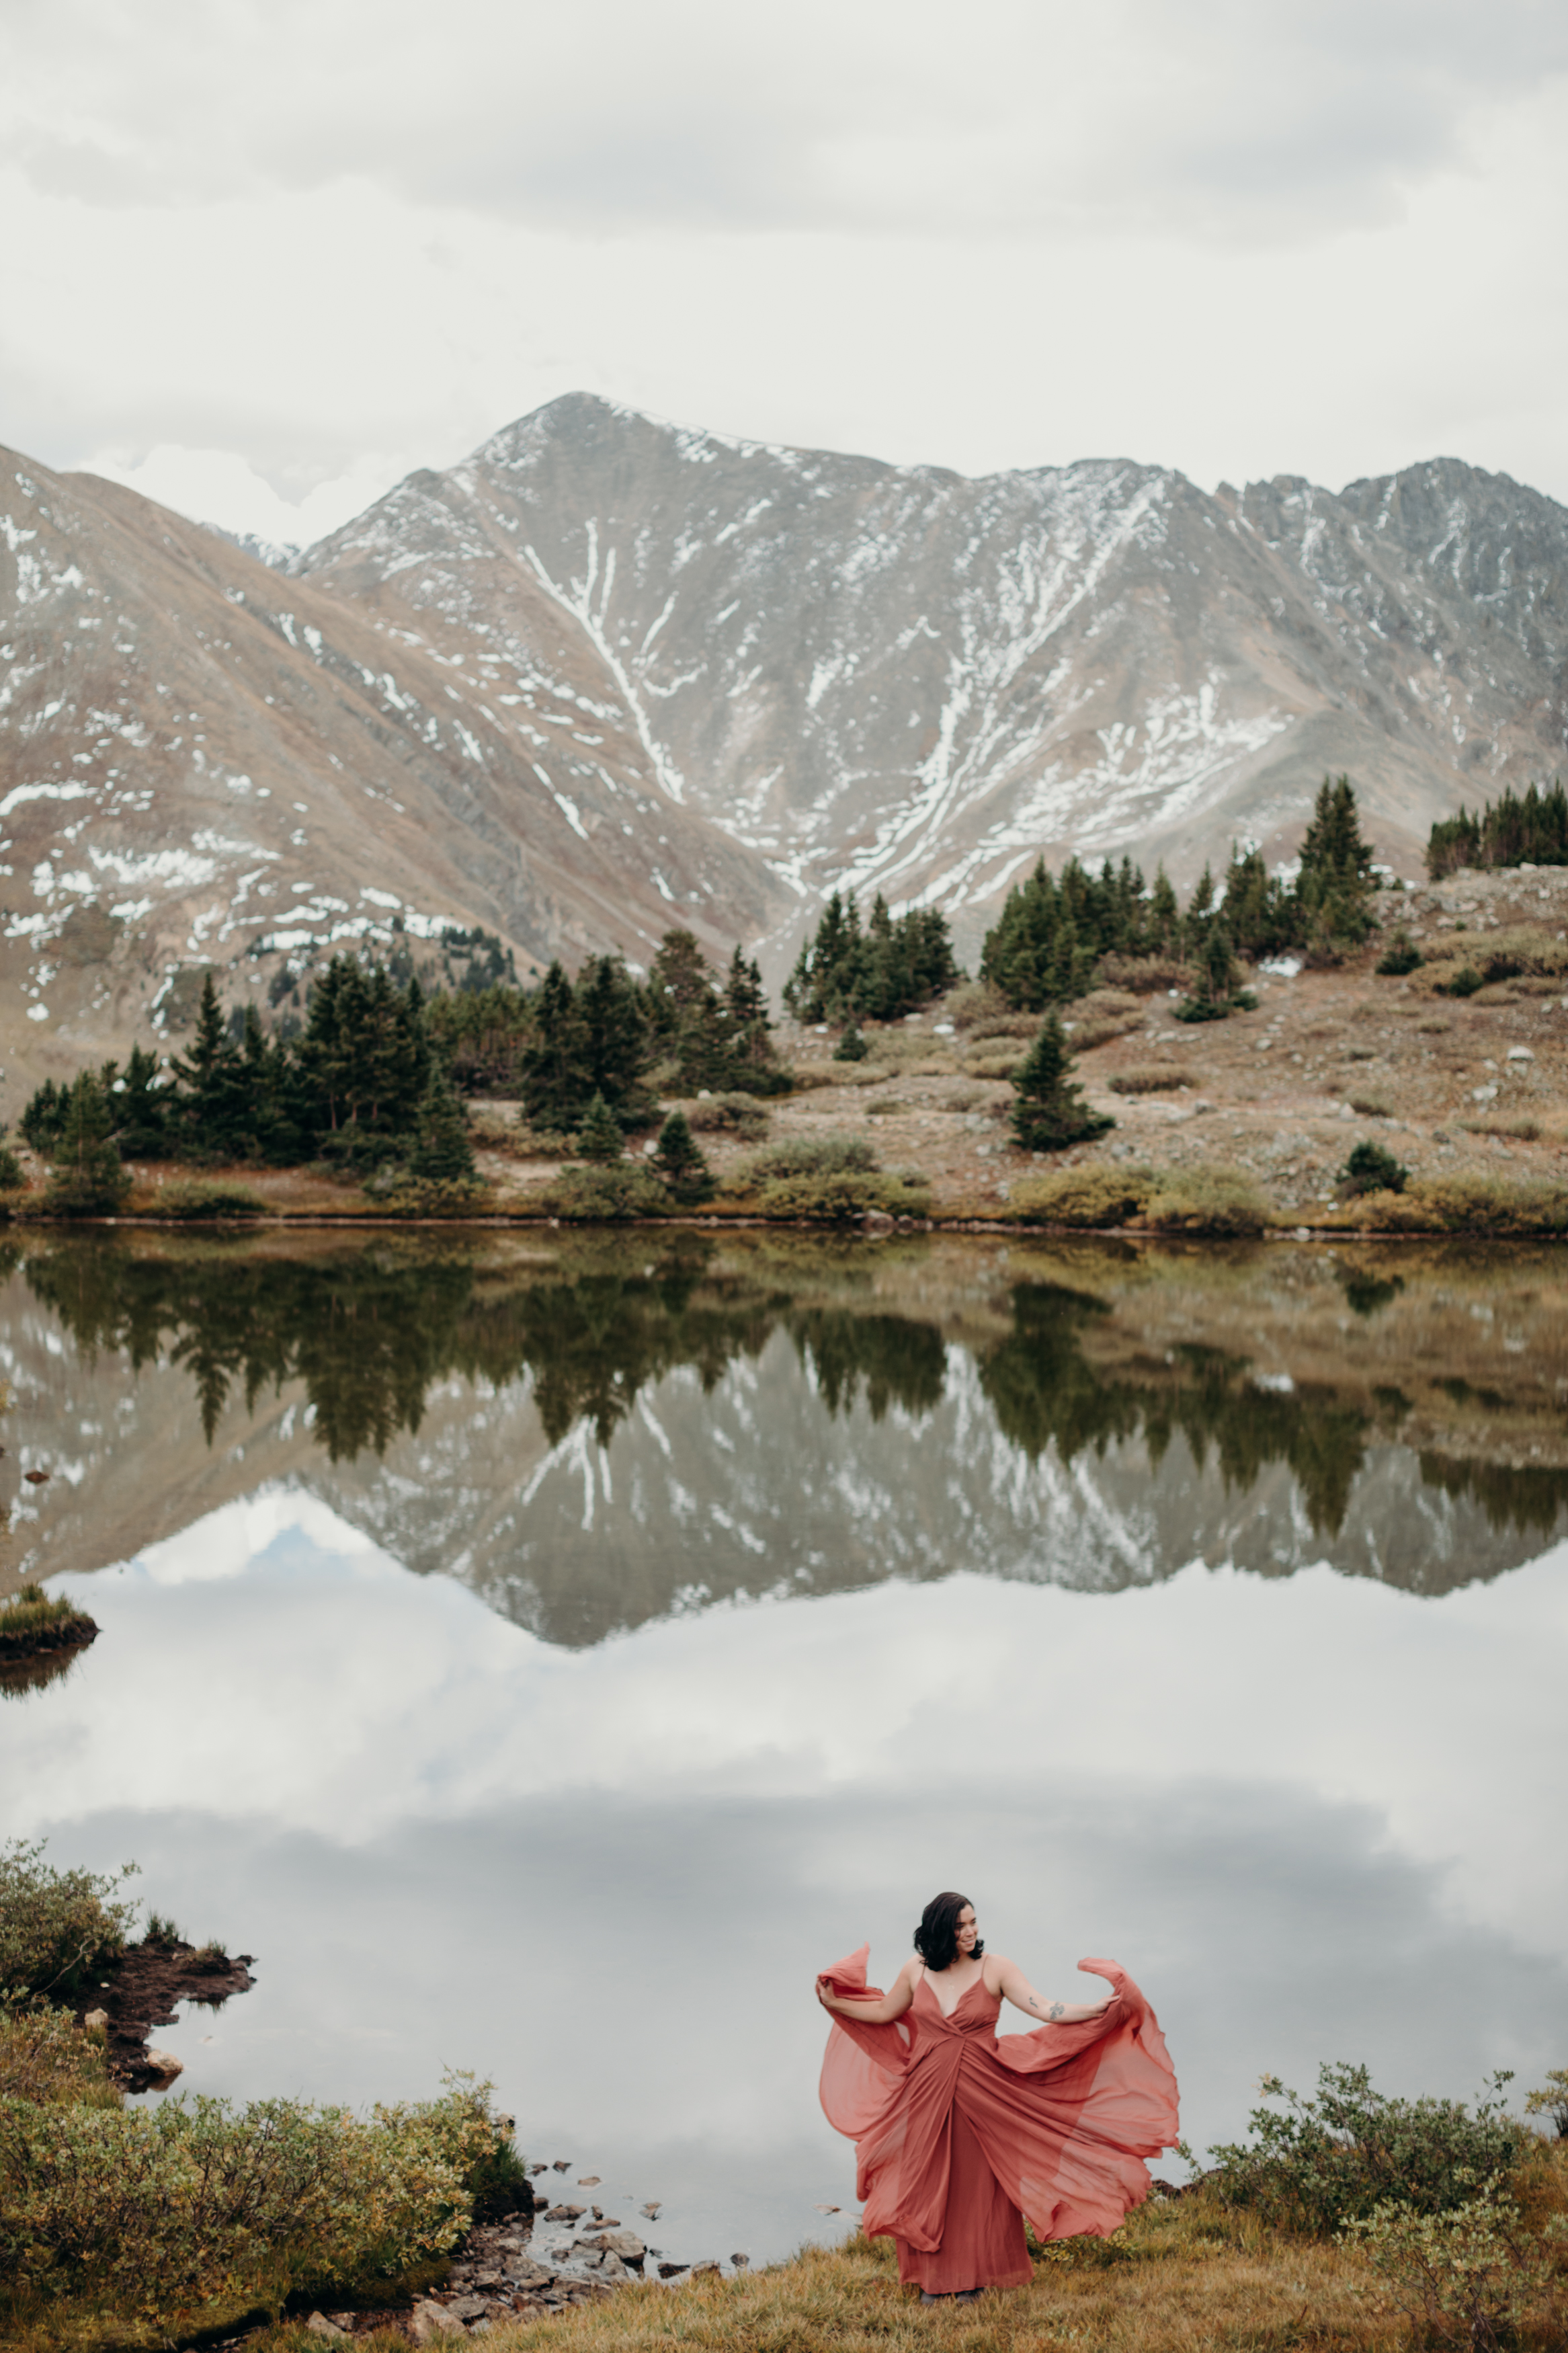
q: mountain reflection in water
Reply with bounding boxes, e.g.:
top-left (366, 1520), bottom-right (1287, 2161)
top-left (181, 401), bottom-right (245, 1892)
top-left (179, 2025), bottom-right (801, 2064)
top-left (7, 1231), bottom-right (1568, 1639)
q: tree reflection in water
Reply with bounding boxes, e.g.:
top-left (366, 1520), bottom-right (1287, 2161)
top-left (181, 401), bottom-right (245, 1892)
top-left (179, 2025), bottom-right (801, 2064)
top-left (17, 1234), bottom-right (1568, 1544)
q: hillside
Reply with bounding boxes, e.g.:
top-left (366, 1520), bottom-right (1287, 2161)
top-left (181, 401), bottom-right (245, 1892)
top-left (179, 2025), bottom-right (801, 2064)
top-left (4, 397), bottom-right (1568, 1092)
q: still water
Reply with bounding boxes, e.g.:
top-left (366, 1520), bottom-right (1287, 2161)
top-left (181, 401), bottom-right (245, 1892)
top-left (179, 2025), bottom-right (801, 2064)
top-left (1, 1230), bottom-right (1565, 2268)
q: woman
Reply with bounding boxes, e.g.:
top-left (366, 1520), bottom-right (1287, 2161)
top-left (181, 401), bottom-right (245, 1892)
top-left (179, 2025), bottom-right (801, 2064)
top-left (815, 1891), bottom-right (1178, 2303)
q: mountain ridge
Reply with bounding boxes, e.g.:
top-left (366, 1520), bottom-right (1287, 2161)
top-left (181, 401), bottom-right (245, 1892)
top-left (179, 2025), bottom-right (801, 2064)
top-left (3, 396), bottom-right (1567, 1086)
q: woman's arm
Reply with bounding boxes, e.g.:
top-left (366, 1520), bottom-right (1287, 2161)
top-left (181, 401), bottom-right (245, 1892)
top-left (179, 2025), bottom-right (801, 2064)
top-left (816, 1958), bottom-right (917, 2024)
top-left (994, 1957), bottom-right (1116, 2026)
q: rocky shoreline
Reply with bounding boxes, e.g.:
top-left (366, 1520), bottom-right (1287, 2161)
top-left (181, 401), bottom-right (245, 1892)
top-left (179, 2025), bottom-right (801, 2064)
top-left (287, 2163), bottom-right (747, 2342)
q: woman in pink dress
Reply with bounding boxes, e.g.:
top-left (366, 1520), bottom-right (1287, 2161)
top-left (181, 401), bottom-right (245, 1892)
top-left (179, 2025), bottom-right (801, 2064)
top-left (815, 1890), bottom-right (1179, 2302)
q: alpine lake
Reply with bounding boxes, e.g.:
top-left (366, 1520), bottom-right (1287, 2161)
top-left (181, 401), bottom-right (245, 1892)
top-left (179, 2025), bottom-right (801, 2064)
top-left (1, 1226), bottom-right (1565, 2273)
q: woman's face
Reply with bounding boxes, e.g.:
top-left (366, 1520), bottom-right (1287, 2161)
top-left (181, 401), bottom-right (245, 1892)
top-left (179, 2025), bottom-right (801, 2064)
top-left (954, 1905), bottom-right (978, 1956)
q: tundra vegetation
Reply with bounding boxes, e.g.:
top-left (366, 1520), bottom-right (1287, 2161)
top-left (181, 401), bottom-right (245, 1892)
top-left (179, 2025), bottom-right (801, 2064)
top-left (0, 1841), bottom-right (527, 2351)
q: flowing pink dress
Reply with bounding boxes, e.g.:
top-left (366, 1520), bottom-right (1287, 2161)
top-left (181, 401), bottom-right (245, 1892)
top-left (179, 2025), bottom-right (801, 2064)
top-left (819, 1950), bottom-right (1179, 2295)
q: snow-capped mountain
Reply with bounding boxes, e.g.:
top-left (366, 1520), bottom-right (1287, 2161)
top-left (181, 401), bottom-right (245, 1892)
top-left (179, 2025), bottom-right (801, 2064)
top-left (3, 395), bottom-right (1567, 1076)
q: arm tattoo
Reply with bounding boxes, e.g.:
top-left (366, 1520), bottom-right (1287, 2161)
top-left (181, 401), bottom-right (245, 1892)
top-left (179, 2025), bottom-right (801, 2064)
top-left (1026, 1997), bottom-right (1067, 2020)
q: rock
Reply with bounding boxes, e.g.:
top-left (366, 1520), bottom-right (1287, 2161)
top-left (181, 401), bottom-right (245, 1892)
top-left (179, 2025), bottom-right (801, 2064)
top-left (447, 2295), bottom-right (490, 2321)
top-left (507, 2260), bottom-right (554, 2291)
top-left (658, 2262), bottom-right (688, 2278)
top-left (304, 2317), bottom-right (347, 2340)
top-left (409, 2301), bottom-right (466, 2342)
top-left (690, 2260), bottom-right (720, 2276)
top-left (1507, 1045), bottom-right (1535, 1061)
top-left (641, 2202), bottom-right (661, 2218)
top-left (590, 2204), bottom-right (604, 2220)
top-left (813, 2202), bottom-right (841, 2213)
top-left (577, 2174), bottom-right (602, 2186)
top-left (142, 2048), bottom-right (183, 2083)
top-left (581, 2230), bottom-right (645, 2265)
top-left (83, 2009), bottom-right (109, 2032)
top-left (545, 2202), bottom-right (585, 2221)
top-left (552, 2159), bottom-right (572, 2171)
top-left (22, 1468), bottom-right (50, 1484)
top-left (731, 2252), bottom-right (750, 2268)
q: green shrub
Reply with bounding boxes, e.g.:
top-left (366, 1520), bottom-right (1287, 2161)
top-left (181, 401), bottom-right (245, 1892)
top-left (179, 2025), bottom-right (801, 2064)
top-left (755, 1171), bottom-right (931, 1222)
top-left (684, 1093), bottom-right (771, 1141)
top-left (0, 1143), bottom-right (23, 1191)
top-left (1346, 1096), bottom-right (1393, 1120)
top-left (536, 1165), bottom-right (671, 1222)
top-left (1376, 929), bottom-right (1423, 976)
top-left (0, 1839), bottom-right (139, 2003)
top-left (964, 1049), bottom-right (1025, 1079)
top-left (1339, 1139), bottom-right (1408, 1196)
top-left (1439, 964), bottom-right (1486, 998)
top-left (146, 1179), bottom-right (267, 1220)
top-left (1342, 2174), bottom-right (1559, 2348)
top-left (743, 1135), bottom-right (878, 1181)
top-left (1143, 1168), bottom-right (1271, 1237)
top-left (0, 2006), bottom-right (120, 2112)
top-left (1459, 1116), bottom-right (1542, 1142)
top-left (1208, 2061), bottom-right (1524, 2237)
top-left (1526, 2069), bottom-right (1568, 2140)
top-left (0, 2077), bottom-right (504, 2322)
top-left (832, 1022), bottom-right (869, 1062)
top-left (1008, 1168), bottom-right (1152, 1228)
top-left (1108, 1066), bottom-right (1194, 1095)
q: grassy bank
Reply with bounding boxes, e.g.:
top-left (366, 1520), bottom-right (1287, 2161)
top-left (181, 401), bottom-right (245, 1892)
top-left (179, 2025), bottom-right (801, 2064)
top-left (241, 2163), bottom-right (1568, 2353)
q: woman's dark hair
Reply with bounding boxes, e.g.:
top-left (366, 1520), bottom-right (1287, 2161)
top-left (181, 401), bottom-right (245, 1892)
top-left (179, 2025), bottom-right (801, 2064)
top-left (913, 1891), bottom-right (983, 1970)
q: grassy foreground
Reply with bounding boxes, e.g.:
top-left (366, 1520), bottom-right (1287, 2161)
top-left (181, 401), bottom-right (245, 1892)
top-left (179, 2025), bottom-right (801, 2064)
top-left (241, 2174), bottom-right (1565, 2353)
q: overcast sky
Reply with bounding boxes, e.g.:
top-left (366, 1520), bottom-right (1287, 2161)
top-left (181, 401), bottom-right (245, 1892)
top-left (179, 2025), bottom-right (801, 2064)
top-left (3, 0), bottom-right (1567, 545)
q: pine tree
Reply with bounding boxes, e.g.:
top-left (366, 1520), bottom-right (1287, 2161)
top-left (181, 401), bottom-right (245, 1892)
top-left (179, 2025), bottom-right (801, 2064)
top-left (576, 1090), bottom-right (625, 1162)
top-left (44, 1071), bottom-right (132, 1214)
top-left (1294, 774), bottom-right (1377, 949)
top-left (520, 961), bottom-right (591, 1132)
top-left (173, 972), bottom-right (249, 1160)
top-left (650, 1110), bottom-right (714, 1204)
top-left (112, 1044), bottom-right (171, 1158)
top-left (1008, 1014), bottom-right (1114, 1152)
top-left (409, 1078), bottom-right (477, 1181)
top-left (577, 955), bottom-right (653, 1125)
top-left (833, 1019), bottom-right (869, 1062)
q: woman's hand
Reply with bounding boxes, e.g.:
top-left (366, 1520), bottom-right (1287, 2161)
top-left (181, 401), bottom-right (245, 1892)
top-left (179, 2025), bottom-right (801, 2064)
top-left (815, 1973), bottom-right (841, 2015)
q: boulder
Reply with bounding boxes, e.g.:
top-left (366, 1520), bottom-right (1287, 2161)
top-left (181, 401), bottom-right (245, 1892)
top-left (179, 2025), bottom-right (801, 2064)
top-left (304, 2318), bottom-right (347, 2340)
top-left (545, 2202), bottom-right (585, 2221)
top-left (581, 2230), bottom-right (645, 2266)
top-left (83, 2009), bottom-right (109, 2032)
top-left (142, 2048), bottom-right (183, 2083)
top-left (447, 2294), bottom-right (489, 2321)
top-left (409, 2302), bottom-right (466, 2343)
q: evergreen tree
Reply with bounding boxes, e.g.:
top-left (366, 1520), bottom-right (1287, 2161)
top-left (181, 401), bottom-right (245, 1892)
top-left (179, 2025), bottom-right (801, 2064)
top-left (786, 890), bottom-right (956, 1022)
top-left (721, 943), bottom-right (784, 1089)
top-left (650, 1110), bottom-right (714, 1205)
top-left (833, 1020), bottom-right (869, 1062)
top-left (173, 973), bottom-right (249, 1159)
top-left (44, 1071), bottom-right (132, 1214)
top-left (1293, 774), bottom-right (1377, 949)
top-left (519, 961), bottom-right (590, 1132)
top-left (1008, 1015), bottom-right (1114, 1152)
top-left (19, 1079), bottom-right (68, 1154)
top-left (111, 1045), bottom-right (171, 1158)
top-left (409, 1078), bottom-right (477, 1181)
top-left (577, 954), bottom-right (653, 1125)
top-left (576, 1090), bottom-right (626, 1162)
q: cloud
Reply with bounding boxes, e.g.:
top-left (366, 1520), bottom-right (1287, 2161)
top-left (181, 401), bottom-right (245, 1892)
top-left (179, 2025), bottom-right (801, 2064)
top-left (6, 0), bottom-right (1567, 243)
